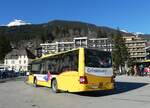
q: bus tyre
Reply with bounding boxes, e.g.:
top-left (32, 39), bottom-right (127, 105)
top-left (51, 79), bottom-right (59, 93)
top-left (33, 78), bottom-right (38, 87)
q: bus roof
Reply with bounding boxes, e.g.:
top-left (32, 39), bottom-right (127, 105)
top-left (143, 60), bottom-right (150, 62)
top-left (31, 47), bottom-right (111, 62)
top-left (32, 47), bottom-right (81, 62)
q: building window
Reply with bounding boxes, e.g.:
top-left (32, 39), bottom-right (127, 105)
top-left (19, 60), bottom-right (21, 64)
top-left (24, 66), bottom-right (27, 70)
top-left (24, 60), bottom-right (26, 64)
top-left (19, 66), bottom-right (22, 71)
top-left (11, 60), bottom-right (15, 64)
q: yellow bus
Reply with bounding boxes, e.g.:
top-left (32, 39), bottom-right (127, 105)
top-left (27, 48), bottom-right (115, 93)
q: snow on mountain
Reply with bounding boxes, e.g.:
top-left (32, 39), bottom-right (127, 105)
top-left (120, 29), bottom-right (128, 33)
top-left (121, 29), bottom-right (144, 35)
top-left (132, 32), bottom-right (144, 35)
top-left (7, 19), bottom-right (30, 27)
top-left (135, 32), bottom-right (144, 35)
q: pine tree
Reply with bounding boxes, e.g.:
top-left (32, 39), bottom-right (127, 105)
top-left (97, 29), bottom-right (107, 38)
top-left (0, 36), bottom-right (12, 61)
top-left (112, 29), bottom-right (129, 74)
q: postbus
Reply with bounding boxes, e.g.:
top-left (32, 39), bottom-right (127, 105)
top-left (27, 48), bottom-right (115, 93)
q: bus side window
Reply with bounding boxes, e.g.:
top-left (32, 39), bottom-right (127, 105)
top-left (50, 59), bottom-right (55, 74)
top-left (69, 52), bottom-right (78, 71)
top-left (44, 60), bottom-right (49, 74)
top-left (61, 56), bottom-right (65, 72)
top-left (47, 59), bottom-right (53, 73)
top-left (59, 58), bottom-right (62, 73)
top-left (69, 54), bottom-right (74, 70)
top-left (40, 63), bottom-right (44, 74)
top-left (31, 63), bottom-right (41, 74)
top-left (54, 58), bottom-right (59, 73)
top-left (72, 55), bottom-right (77, 71)
top-left (63, 55), bottom-right (70, 71)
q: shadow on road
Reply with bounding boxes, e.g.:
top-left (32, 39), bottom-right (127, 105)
top-left (73, 81), bottom-right (149, 97)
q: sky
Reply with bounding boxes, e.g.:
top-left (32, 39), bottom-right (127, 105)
top-left (0, 0), bottom-right (150, 34)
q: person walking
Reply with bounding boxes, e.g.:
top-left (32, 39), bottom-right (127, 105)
top-left (133, 65), bottom-right (138, 76)
top-left (147, 65), bottom-right (150, 77)
top-left (139, 64), bottom-right (144, 76)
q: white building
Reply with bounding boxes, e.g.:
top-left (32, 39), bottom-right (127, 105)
top-left (4, 49), bottom-right (29, 72)
top-left (40, 37), bottom-right (112, 56)
top-left (41, 41), bottom-right (74, 56)
top-left (89, 38), bottom-right (112, 51)
top-left (74, 37), bottom-right (88, 48)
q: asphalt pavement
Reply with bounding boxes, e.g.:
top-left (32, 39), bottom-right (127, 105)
top-left (0, 75), bottom-right (150, 108)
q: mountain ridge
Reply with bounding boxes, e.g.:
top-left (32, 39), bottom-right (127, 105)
top-left (0, 19), bottom-right (150, 50)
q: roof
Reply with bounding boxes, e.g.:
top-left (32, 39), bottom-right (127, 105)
top-left (74, 37), bottom-right (88, 40)
top-left (143, 60), bottom-right (150, 62)
top-left (5, 49), bottom-right (27, 59)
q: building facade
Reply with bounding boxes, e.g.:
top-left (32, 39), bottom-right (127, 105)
top-left (4, 49), bottom-right (29, 72)
top-left (123, 36), bottom-right (147, 62)
top-left (40, 37), bottom-right (112, 56)
top-left (41, 41), bottom-right (74, 56)
top-left (89, 38), bottom-right (112, 51)
top-left (74, 37), bottom-right (89, 48)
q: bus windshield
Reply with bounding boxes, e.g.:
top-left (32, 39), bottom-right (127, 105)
top-left (85, 49), bottom-right (112, 68)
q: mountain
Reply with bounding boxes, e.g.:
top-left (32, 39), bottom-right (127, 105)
top-left (7, 19), bottom-right (30, 27)
top-left (0, 19), bottom-right (149, 50)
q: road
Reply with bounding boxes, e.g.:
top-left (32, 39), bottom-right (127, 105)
top-left (0, 76), bottom-right (150, 108)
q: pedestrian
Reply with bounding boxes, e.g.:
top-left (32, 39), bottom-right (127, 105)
top-left (133, 65), bottom-right (138, 76)
top-left (24, 71), bottom-right (30, 82)
top-left (127, 66), bottom-right (132, 76)
top-left (139, 64), bottom-right (144, 76)
top-left (147, 65), bottom-right (150, 77)
top-left (144, 66), bottom-right (148, 76)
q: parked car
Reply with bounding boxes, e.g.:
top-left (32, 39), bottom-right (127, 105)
top-left (0, 69), bottom-right (21, 79)
top-left (0, 71), bottom-right (2, 79)
top-left (0, 71), bottom-right (7, 79)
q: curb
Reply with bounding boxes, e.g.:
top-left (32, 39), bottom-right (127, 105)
top-left (0, 78), bottom-right (14, 83)
top-left (0, 76), bottom-right (25, 83)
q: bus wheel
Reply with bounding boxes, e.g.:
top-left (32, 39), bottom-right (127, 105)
top-left (33, 78), bottom-right (38, 87)
top-left (51, 79), bottom-right (59, 93)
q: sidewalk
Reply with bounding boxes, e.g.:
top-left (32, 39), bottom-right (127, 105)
top-left (115, 75), bottom-right (150, 83)
top-left (0, 76), bottom-right (25, 83)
